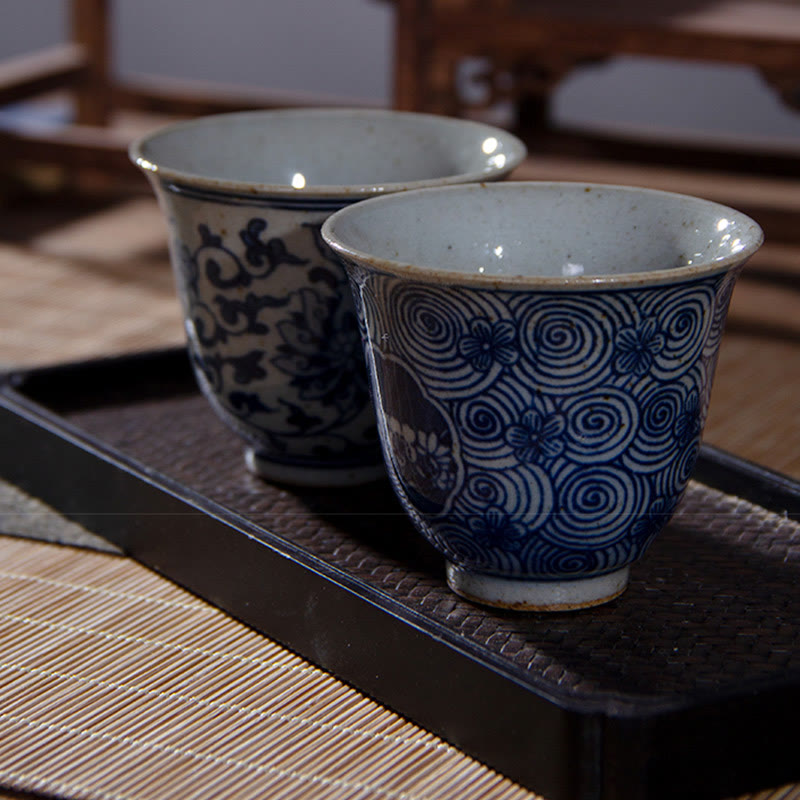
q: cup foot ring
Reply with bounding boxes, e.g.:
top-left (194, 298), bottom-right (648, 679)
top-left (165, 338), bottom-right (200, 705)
top-left (446, 563), bottom-right (630, 612)
top-left (245, 447), bottom-right (386, 488)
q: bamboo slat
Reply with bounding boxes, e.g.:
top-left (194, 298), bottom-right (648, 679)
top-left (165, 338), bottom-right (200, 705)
top-left (0, 236), bottom-right (183, 368)
top-left (0, 535), bottom-right (536, 800)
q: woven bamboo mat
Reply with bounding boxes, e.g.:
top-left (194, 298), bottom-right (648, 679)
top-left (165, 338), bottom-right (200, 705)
top-left (0, 200), bottom-right (184, 368)
top-left (0, 533), bottom-right (536, 800)
top-left (0, 489), bottom-right (799, 800)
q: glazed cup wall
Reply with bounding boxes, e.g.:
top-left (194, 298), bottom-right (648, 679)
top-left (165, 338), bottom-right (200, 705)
top-left (150, 179), bottom-right (381, 486)
top-left (132, 110), bottom-right (526, 487)
top-left (322, 182), bottom-right (763, 608)
top-left (349, 264), bottom-right (737, 581)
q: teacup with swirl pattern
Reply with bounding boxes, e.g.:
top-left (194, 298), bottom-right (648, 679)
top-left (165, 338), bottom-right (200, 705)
top-left (322, 181), bottom-right (763, 610)
top-left (130, 109), bottom-right (525, 486)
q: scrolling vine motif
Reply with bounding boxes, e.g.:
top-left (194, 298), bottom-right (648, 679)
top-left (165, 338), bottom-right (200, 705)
top-left (179, 216), bottom-right (375, 464)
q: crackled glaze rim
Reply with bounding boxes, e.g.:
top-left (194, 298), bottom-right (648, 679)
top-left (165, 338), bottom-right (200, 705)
top-left (128, 108), bottom-right (527, 199)
top-left (321, 181), bottom-right (765, 290)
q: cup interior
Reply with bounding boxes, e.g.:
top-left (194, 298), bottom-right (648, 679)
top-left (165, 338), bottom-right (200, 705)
top-left (323, 182), bottom-right (764, 283)
top-left (131, 109), bottom-right (525, 192)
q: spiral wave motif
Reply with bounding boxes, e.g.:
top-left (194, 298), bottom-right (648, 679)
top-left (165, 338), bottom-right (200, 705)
top-left (522, 539), bottom-right (636, 579)
top-left (348, 271), bottom-right (737, 583)
top-left (704, 271), bottom-right (735, 357)
top-left (649, 284), bottom-right (715, 379)
top-left (594, 540), bottom-right (639, 573)
top-left (623, 382), bottom-right (687, 472)
top-left (429, 465), bottom-right (554, 574)
top-left (461, 464), bottom-right (555, 530)
top-left (546, 464), bottom-right (648, 547)
top-left (562, 387), bottom-right (638, 463)
top-left (382, 281), bottom-right (512, 395)
top-left (515, 295), bottom-right (619, 392)
top-left (456, 397), bottom-right (511, 463)
top-left (455, 378), bottom-right (534, 463)
top-left (464, 471), bottom-right (507, 509)
top-left (658, 437), bottom-right (702, 499)
top-left (523, 544), bottom-right (598, 579)
top-left (433, 520), bottom-right (487, 568)
top-left (435, 520), bottom-right (523, 576)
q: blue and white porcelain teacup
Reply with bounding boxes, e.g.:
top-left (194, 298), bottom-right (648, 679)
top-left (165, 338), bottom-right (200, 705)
top-left (322, 181), bottom-right (763, 609)
top-left (130, 109), bottom-right (526, 486)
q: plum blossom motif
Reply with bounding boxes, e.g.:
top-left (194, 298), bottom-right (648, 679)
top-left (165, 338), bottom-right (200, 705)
top-left (458, 319), bottom-right (518, 372)
top-left (614, 317), bottom-right (666, 376)
top-left (468, 506), bottom-right (526, 552)
top-left (505, 410), bottom-right (566, 463)
top-left (386, 415), bottom-right (456, 492)
top-left (674, 390), bottom-right (702, 447)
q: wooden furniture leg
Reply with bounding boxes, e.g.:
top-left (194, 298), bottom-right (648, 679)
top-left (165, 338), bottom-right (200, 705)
top-left (71, 0), bottom-right (112, 127)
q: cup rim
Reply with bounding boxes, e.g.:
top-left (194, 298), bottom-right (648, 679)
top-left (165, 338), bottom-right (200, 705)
top-left (321, 180), bottom-right (765, 289)
top-left (128, 107), bottom-right (527, 199)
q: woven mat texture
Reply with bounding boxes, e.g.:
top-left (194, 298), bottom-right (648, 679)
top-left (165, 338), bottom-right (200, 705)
top-left (0, 533), bottom-right (535, 800)
top-left (64, 391), bottom-right (800, 701)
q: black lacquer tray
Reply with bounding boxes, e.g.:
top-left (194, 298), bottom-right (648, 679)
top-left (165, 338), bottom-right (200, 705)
top-left (2, 348), bottom-right (800, 800)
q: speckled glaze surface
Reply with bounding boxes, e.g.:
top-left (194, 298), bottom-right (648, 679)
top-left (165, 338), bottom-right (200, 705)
top-left (129, 110), bottom-right (526, 486)
top-left (322, 182), bottom-right (764, 608)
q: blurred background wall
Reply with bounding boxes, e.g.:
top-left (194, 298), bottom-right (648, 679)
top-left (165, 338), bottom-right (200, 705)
top-left (3, 0), bottom-right (800, 146)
